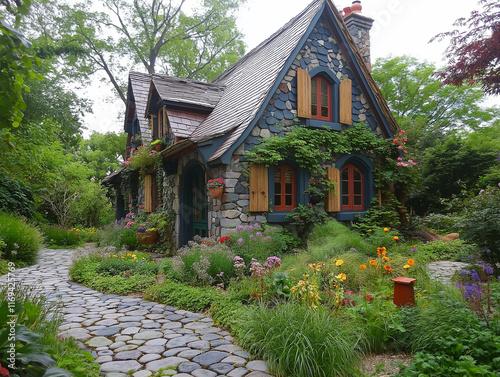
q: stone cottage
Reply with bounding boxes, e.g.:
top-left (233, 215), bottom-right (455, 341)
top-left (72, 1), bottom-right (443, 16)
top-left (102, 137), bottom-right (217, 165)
top-left (105, 0), bottom-right (400, 248)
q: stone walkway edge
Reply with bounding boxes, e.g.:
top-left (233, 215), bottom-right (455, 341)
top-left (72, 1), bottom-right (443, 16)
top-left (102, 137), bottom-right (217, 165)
top-left (0, 248), bottom-right (271, 377)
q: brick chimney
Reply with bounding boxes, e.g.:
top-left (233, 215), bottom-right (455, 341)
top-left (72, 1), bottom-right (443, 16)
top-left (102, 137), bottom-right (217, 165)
top-left (342, 1), bottom-right (374, 72)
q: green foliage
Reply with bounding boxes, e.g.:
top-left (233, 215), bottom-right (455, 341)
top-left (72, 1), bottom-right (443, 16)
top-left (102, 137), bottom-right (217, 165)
top-left (415, 212), bottom-right (463, 235)
top-left (245, 123), bottom-right (383, 175)
top-left (97, 224), bottom-right (140, 250)
top-left (286, 203), bottom-right (328, 241)
top-left (170, 239), bottom-right (235, 286)
top-left (0, 3), bottom-right (43, 137)
top-left (0, 258), bottom-right (9, 276)
top-left (0, 213), bottom-right (42, 264)
top-left (0, 284), bottom-right (97, 377)
top-left (396, 295), bottom-right (500, 376)
top-left (43, 225), bottom-right (83, 248)
top-left (240, 303), bottom-right (364, 377)
top-left (69, 252), bottom-right (158, 294)
top-left (229, 224), bottom-right (296, 264)
top-left (418, 240), bottom-right (480, 262)
top-left (122, 145), bottom-right (160, 173)
top-left (0, 172), bottom-right (34, 218)
top-left (353, 196), bottom-right (401, 233)
top-left (458, 185), bottom-right (500, 267)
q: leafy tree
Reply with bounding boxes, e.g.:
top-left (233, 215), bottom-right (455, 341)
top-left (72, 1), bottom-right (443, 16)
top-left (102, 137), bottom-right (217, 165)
top-left (409, 132), bottom-right (498, 214)
top-left (0, 0), bottom-right (42, 138)
top-left (431, 0), bottom-right (500, 95)
top-left (76, 131), bottom-right (127, 181)
top-left (372, 56), bottom-right (497, 147)
top-left (26, 0), bottom-right (246, 104)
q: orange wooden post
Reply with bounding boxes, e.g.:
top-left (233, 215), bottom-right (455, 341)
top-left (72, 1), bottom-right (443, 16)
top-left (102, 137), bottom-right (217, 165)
top-left (391, 277), bottom-right (417, 307)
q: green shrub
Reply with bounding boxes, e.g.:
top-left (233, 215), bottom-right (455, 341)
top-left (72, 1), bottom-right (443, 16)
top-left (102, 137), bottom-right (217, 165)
top-left (0, 213), bottom-right (43, 265)
top-left (416, 212), bottom-right (463, 235)
top-left (97, 224), bottom-right (140, 250)
top-left (418, 239), bottom-right (481, 262)
top-left (239, 303), bottom-right (365, 377)
top-left (0, 285), bottom-right (99, 377)
top-left (69, 252), bottom-right (158, 294)
top-left (228, 224), bottom-right (296, 264)
top-left (0, 173), bottom-right (34, 218)
top-left (0, 259), bottom-right (8, 276)
top-left (43, 225), bottom-right (83, 248)
top-left (458, 186), bottom-right (500, 269)
top-left (171, 239), bottom-right (235, 286)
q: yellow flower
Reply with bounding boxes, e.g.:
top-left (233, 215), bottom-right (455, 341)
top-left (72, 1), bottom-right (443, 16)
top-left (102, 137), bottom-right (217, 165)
top-left (368, 229), bottom-right (372, 232)
top-left (369, 260), bottom-right (377, 266)
top-left (407, 259), bottom-right (415, 266)
top-left (336, 273), bottom-right (347, 281)
top-left (359, 264), bottom-right (367, 270)
top-left (404, 264), bottom-right (410, 269)
top-left (303, 274), bottom-right (309, 279)
top-left (384, 228), bottom-right (389, 232)
top-left (335, 259), bottom-right (344, 266)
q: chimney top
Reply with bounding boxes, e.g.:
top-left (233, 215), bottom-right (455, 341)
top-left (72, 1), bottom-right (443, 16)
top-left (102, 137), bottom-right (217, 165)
top-left (340, 1), bottom-right (362, 18)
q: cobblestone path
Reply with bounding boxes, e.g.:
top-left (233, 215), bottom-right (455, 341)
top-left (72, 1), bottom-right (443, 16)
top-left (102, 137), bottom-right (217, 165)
top-left (0, 248), bottom-right (271, 377)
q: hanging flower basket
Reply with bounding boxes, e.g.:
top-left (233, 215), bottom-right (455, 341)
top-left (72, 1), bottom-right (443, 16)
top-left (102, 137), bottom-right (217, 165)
top-left (153, 143), bottom-right (163, 152)
top-left (137, 230), bottom-right (159, 245)
top-left (209, 186), bottom-right (224, 199)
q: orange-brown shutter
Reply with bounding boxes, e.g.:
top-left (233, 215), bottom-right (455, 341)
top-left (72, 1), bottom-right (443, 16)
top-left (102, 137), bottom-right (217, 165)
top-left (150, 115), bottom-right (156, 138)
top-left (249, 164), bottom-right (269, 212)
top-left (297, 68), bottom-right (312, 118)
top-left (144, 174), bottom-right (153, 213)
top-left (325, 167), bottom-right (341, 212)
top-left (162, 107), bottom-right (167, 137)
top-left (339, 79), bottom-right (352, 125)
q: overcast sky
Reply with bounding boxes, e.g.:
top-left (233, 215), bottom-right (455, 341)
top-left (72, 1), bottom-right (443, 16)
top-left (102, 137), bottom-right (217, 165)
top-left (82, 0), bottom-right (499, 137)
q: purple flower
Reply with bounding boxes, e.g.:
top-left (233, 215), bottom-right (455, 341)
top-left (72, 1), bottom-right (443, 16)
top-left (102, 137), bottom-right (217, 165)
top-left (236, 225), bottom-right (244, 231)
top-left (471, 272), bottom-right (480, 282)
top-left (350, 247), bottom-right (357, 252)
top-left (255, 232), bottom-right (262, 237)
top-left (459, 269), bottom-right (471, 275)
top-left (411, 246), bottom-right (418, 252)
top-left (237, 238), bottom-right (244, 246)
top-left (485, 249), bottom-right (491, 254)
top-left (479, 189), bottom-right (485, 194)
top-left (468, 254), bottom-right (474, 259)
top-left (249, 234), bottom-right (254, 240)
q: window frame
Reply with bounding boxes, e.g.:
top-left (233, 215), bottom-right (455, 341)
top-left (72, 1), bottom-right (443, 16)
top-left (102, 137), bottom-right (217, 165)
top-left (341, 163), bottom-right (364, 211)
top-left (273, 164), bottom-right (296, 211)
top-left (311, 76), bottom-right (332, 121)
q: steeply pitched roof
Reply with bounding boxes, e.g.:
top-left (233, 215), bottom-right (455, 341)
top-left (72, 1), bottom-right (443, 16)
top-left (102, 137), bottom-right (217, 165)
top-left (126, 71), bottom-right (152, 143)
top-left (149, 75), bottom-right (224, 111)
top-left (189, 0), bottom-right (324, 146)
top-left (189, 0), bottom-right (399, 163)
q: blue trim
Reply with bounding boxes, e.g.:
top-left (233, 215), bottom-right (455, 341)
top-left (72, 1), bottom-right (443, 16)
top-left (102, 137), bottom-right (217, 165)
top-left (306, 119), bottom-right (342, 131)
top-left (323, 6), bottom-right (394, 138)
top-left (335, 153), bottom-right (374, 218)
top-left (219, 2), bottom-right (327, 165)
top-left (267, 162), bottom-right (309, 223)
top-left (198, 134), bottom-right (229, 166)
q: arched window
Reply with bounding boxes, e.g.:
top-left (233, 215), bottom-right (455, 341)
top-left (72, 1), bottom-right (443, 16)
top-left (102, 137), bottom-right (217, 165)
top-left (274, 164), bottom-right (296, 211)
top-left (341, 163), bottom-right (364, 210)
top-left (311, 76), bottom-right (331, 121)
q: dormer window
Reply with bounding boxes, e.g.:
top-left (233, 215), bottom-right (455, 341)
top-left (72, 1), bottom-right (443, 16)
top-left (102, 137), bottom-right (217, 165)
top-left (311, 76), bottom-right (332, 121)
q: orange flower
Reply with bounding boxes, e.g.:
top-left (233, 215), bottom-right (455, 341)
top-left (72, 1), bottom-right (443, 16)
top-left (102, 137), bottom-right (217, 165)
top-left (382, 256), bottom-right (390, 261)
top-left (359, 264), bottom-right (367, 270)
top-left (393, 236), bottom-right (399, 241)
top-left (369, 260), bottom-right (377, 266)
top-left (384, 264), bottom-right (392, 273)
top-left (407, 259), bottom-right (415, 266)
top-left (384, 228), bottom-right (389, 232)
top-left (336, 273), bottom-right (347, 281)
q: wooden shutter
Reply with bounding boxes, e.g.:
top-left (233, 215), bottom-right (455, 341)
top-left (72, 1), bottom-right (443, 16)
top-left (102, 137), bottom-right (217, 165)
top-left (297, 68), bottom-right (312, 118)
top-left (249, 164), bottom-right (269, 212)
top-left (339, 79), bottom-right (352, 125)
top-left (144, 174), bottom-right (153, 213)
top-left (325, 167), bottom-right (341, 212)
top-left (150, 115), bottom-right (156, 138)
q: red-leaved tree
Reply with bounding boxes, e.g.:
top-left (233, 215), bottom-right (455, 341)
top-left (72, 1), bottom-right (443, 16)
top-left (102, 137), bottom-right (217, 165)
top-left (431, 0), bottom-right (500, 95)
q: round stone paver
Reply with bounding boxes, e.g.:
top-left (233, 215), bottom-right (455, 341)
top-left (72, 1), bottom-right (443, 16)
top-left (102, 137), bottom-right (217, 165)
top-left (0, 248), bottom-right (272, 377)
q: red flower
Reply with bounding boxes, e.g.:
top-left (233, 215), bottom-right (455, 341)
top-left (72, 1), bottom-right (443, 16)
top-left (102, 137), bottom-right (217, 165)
top-left (0, 363), bottom-right (9, 377)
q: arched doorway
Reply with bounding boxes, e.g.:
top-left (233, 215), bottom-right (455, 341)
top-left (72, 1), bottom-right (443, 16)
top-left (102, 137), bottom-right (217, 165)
top-left (179, 161), bottom-right (208, 246)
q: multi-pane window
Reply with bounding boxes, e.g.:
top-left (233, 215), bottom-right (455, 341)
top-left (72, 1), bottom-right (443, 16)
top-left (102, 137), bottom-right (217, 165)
top-left (311, 76), bottom-right (331, 121)
top-left (274, 164), bottom-right (295, 211)
top-left (341, 163), bottom-right (364, 210)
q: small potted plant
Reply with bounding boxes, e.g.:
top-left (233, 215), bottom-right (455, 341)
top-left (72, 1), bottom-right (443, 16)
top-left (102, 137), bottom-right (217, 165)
top-left (137, 225), bottom-right (159, 245)
top-left (131, 133), bottom-right (142, 147)
top-left (207, 178), bottom-right (225, 199)
top-left (151, 139), bottom-right (165, 151)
